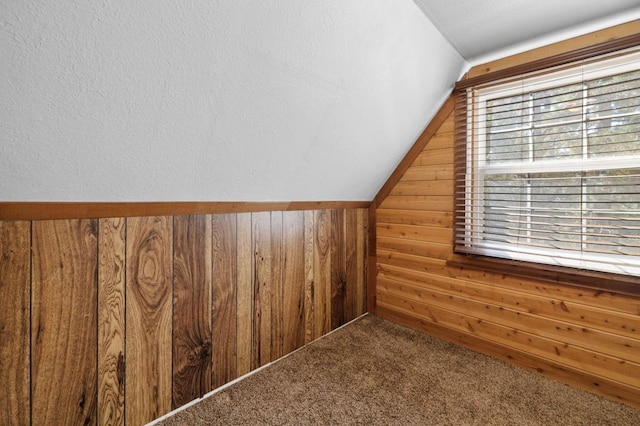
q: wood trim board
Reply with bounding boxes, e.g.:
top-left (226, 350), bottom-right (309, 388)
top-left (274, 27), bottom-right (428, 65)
top-left (0, 201), bottom-right (371, 221)
top-left (466, 19), bottom-right (640, 79)
top-left (456, 32), bottom-right (640, 90)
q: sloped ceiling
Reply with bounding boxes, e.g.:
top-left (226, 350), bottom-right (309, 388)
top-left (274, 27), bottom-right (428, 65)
top-left (413, 0), bottom-right (640, 63)
top-left (1, 1), bottom-right (639, 202)
top-left (1, 0), bottom-right (464, 201)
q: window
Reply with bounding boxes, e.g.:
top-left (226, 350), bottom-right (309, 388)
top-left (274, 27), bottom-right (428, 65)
top-left (454, 48), bottom-right (640, 278)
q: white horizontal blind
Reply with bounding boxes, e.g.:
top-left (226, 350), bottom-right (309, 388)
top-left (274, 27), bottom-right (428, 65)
top-left (455, 49), bottom-right (640, 277)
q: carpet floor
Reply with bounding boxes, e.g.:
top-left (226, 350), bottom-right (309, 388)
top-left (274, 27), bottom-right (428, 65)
top-left (157, 314), bottom-right (640, 425)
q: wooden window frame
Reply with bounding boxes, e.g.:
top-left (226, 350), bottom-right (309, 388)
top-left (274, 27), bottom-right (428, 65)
top-left (450, 33), bottom-right (640, 298)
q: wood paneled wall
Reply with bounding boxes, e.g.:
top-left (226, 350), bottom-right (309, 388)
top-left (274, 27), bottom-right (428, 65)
top-left (374, 106), bottom-right (640, 408)
top-left (0, 208), bottom-right (367, 425)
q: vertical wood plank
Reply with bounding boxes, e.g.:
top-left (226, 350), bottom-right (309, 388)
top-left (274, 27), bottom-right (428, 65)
top-left (331, 209), bottom-right (346, 329)
top-left (32, 219), bottom-right (98, 425)
top-left (367, 205), bottom-right (377, 314)
top-left (313, 210), bottom-right (331, 339)
top-left (125, 216), bottom-right (173, 425)
top-left (344, 209), bottom-right (358, 322)
top-left (282, 211), bottom-right (305, 354)
top-left (356, 209), bottom-right (367, 316)
top-left (172, 215), bottom-right (212, 408)
top-left (252, 212), bottom-right (272, 368)
top-left (236, 213), bottom-right (253, 376)
top-left (212, 213), bottom-right (238, 388)
top-left (0, 221), bottom-right (30, 425)
top-left (270, 212), bottom-right (284, 361)
top-left (303, 211), bottom-right (315, 344)
top-left (98, 218), bottom-right (126, 426)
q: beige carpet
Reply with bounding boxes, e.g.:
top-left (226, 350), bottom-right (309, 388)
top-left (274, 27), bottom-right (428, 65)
top-left (157, 314), bottom-right (640, 425)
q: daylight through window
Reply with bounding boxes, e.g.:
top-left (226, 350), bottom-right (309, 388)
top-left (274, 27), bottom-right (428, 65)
top-left (455, 48), bottom-right (640, 277)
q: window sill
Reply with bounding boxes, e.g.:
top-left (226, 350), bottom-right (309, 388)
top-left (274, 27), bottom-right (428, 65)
top-left (446, 254), bottom-right (640, 298)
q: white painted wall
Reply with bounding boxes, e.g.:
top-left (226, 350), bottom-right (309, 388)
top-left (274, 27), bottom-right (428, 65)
top-left (0, 0), bottom-right (465, 201)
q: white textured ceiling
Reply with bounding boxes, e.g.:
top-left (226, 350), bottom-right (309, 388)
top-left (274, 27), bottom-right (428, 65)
top-left (413, 0), bottom-right (640, 62)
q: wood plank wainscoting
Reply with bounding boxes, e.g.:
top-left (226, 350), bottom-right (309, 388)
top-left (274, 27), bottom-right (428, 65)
top-left (372, 20), bottom-right (640, 409)
top-left (0, 203), bottom-right (368, 425)
top-left (374, 100), bottom-right (640, 408)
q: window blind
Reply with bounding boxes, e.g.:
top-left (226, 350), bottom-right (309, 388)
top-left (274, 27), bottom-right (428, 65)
top-left (454, 48), bottom-right (640, 277)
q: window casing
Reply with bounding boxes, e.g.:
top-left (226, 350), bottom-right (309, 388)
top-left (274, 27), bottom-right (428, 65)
top-left (455, 49), bottom-right (640, 278)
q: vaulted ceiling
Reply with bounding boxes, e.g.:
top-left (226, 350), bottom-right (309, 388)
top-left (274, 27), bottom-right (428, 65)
top-left (1, 1), bottom-right (639, 202)
top-left (413, 0), bottom-right (640, 62)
